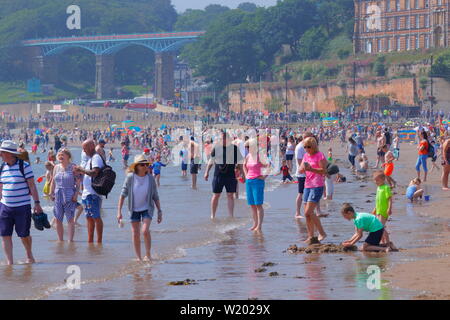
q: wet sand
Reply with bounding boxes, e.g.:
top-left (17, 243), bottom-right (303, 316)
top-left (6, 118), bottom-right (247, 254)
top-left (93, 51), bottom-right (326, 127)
top-left (0, 137), bottom-right (448, 300)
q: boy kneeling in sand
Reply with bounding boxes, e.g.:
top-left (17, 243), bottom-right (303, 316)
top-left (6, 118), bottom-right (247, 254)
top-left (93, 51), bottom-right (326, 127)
top-left (341, 203), bottom-right (397, 252)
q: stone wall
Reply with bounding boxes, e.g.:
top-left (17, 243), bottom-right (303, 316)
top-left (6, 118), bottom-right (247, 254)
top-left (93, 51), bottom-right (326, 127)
top-left (229, 78), bottom-right (418, 113)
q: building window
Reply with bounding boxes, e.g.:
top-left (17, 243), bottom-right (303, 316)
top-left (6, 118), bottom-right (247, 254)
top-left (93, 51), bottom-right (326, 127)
top-left (415, 36), bottom-right (419, 49)
top-left (425, 35), bottom-right (430, 48)
top-left (378, 39), bottom-right (382, 52)
top-left (396, 17), bottom-right (401, 29)
top-left (386, 0), bottom-right (391, 12)
top-left (406, 36), bottom-right (410, 50)
top-left (366, 40), bottom-right (373, 53)
top-left (438, 0), bottom-right (442, 5)
top-left (425, 0), bottom-right (429, 8)
top-left (387, 37), bottom-right (391, 51)
top-left (387, 18), bottom-right (391, 30)
top-left (416, 15), bottom-right (420, 28)
top-left (396, 0), bottom-right (401, 11)
top-left (406, 16), bottom-right (410, 29)
top-left (397, 37), bottom-right (401, 51)
top-left (415, 0), bottom-right (419, 9)
top-left (406, 0), bottom-right (410, 10)
top-left (425, 15), bottom-right (430, 27)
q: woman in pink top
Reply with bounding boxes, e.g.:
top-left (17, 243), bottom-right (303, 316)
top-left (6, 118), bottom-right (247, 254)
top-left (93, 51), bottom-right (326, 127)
top-left (299, 137), bottom-right (328, 244)
top-left (243, 140), bottom-right (269, 233)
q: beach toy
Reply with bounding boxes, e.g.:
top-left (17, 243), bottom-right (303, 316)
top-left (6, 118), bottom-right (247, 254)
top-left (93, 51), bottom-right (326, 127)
top-left (424, 195), bottom-right (430, 201)
top-left (36, 176), bottom-right (45, 183)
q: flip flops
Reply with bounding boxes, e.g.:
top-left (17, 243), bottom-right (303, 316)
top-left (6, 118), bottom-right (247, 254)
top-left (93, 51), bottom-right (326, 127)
top-left (32, 213), bottom-right (51, 231)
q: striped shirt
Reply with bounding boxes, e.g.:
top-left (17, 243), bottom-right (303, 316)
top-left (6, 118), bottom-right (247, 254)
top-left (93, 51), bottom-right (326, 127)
top-left (0, 160), bottom-right (33, 207)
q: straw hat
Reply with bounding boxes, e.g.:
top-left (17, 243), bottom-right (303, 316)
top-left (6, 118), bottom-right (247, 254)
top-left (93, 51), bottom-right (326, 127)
top-left (129, 154), bottom-right (150, 172)
top-left (0, 141), bottom-right (21, 155)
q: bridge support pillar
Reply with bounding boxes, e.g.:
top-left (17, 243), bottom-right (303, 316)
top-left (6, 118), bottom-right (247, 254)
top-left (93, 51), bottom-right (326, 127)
top-left (28, 48), bottom-right (60, 85)
top-left (95, 55), bottom-right (115, 99)
top-left (155, 52), bottom-right (175, 101)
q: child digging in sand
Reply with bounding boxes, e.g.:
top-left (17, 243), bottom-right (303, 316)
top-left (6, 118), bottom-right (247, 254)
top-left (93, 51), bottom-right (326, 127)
top-left (341, 203), bottom-right (396, 252)
top-left (406, 178), bottom-right (424, 202)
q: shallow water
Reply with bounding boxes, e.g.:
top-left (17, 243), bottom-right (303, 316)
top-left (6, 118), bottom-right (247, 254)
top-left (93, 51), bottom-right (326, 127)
top-left (0, 143), bottom-right (441, 300)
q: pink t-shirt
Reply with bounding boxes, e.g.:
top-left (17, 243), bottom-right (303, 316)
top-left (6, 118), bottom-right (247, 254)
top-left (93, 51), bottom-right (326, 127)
top-left (303, 151), bottom-right (326, 188)
top-left (245, 153), bottom-right (263, 180)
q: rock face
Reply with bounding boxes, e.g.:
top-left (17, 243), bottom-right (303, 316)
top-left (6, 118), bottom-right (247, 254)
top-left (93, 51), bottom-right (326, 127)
top-left (286, 244), bottom-right (358, 254)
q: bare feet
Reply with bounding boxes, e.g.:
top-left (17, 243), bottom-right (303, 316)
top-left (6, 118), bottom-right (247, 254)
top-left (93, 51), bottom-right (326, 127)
top-left (25, 258), bottom-right (36, 264)
top-left (443, 187), bottom-right (450, 191)
top-left (316, 213), bottom-right (329, 218)
top-left (143, 256), bottom-right (152, 262)
top-left (385, 247), bottom-right (391, 253)
top-left (295, 215), bottom-right (304, 219)
top-left (318, 233), bottom-right (327, 242)
top-left (249, 225), bottom-right (257, 231)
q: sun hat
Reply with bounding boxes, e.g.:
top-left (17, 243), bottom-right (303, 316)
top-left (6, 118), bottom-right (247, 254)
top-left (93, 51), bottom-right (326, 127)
top-left (98, 139), bottom-right (107, 144)
top-left (129, 154), bottom-right (150, 172)
top-left (0, 141), bottom-right (21, 155)
top-left (143, 148), bottom-right (150, 153)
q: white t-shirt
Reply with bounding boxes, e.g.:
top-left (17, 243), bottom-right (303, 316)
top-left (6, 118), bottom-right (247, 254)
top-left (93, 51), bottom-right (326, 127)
top-left (294, 142), bottom-right (306, 178)
top-left (82, 154), bottom-right (105, 200)
top-left (133, 174), bottom-right (149, 212)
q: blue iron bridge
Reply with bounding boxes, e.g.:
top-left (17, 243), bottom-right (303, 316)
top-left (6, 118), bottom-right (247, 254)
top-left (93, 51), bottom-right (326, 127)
top-left (22, 31), bottom-right (205, 56)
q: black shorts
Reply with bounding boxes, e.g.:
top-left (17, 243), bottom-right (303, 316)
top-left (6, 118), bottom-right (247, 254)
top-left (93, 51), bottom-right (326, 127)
top-left (297, 177), bottom-right (306, 194)
top-left (286, 154), bottom-right (294, 161)
top-left (377, 150), bottom-right (385, 158)
top-left (212, 176), bottom-right (237, 194)
top-left (283, 174), bottom-right (293, 182)
top-left (365, 228), bottom-right (384, 246)
top-left (190, 163), bottom-right (199, 174)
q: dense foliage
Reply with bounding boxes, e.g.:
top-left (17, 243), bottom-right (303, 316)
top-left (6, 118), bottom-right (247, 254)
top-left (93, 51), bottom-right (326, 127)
top-left (0, 0), bottom-right (355, 93)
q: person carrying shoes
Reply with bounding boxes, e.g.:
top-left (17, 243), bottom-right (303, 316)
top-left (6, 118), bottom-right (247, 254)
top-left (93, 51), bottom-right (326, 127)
top-left (0, 141), bottom-right (44, 265)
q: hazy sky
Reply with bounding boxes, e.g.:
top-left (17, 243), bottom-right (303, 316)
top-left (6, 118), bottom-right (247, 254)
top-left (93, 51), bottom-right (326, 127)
top-left (172, 0), bottom-right (278, 12)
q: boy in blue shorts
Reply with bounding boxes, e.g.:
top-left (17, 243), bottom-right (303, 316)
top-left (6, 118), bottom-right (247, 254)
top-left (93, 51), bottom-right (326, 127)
top-left (341, 203), bottom-right (397, 252)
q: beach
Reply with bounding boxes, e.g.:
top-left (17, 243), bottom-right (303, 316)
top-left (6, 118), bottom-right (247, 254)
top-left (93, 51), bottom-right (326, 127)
top-left (0, 137), bottom-right (448, 300)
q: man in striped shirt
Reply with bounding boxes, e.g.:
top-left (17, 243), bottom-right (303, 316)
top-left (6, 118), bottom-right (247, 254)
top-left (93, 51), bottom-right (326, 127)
top-left (0, 141), bottom-right (43, 265)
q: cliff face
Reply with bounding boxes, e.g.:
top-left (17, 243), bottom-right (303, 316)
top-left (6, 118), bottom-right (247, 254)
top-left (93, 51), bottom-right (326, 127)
top-left (229, 78), bottom-right (418, 113)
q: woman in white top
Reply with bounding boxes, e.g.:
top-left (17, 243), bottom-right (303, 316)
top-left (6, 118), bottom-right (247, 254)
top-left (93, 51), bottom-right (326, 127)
top-left (117, 155), bottom-right (163, 261)
top-left (285, 136), bottom-right (296, 170)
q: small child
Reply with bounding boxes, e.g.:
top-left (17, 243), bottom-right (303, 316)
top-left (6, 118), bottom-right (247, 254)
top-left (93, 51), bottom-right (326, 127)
top-left (357, 153), bottom-right (369, 173)
top-left (35, 157), bottom-right (41, 164)
top-left (335, 173), bottom-right (347, 183)
top-left (327, 147), bottom-right (333, 163)
top-left (108, 148), bottom-right (115, 162)
top-left (429, 140), bottom-right (440, 173)
top-left (152, 155), bottom-right (167, 187)
top-left (341, 203), bottom-right (396, 252)
top-left (382, 151), bottom-right (396, 188)
top-left (406, 178), bottom-right (424, 202)
top-left (372, 171), bottom-right (393, 246)
top-left (43, 161), bottom-right (54, 196)
top-left (278, 160), bottom-right (293, 183)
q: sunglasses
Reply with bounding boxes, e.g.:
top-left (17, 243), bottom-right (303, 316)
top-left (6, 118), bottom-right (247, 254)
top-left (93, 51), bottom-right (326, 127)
top-left (304, 146), bottom-right (313, 149)
top-left (138, 163), bottom-right (148, 167)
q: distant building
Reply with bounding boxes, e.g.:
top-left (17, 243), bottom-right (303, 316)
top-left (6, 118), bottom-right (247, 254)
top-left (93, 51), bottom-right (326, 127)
top-left (354, 0), bottom-right (449, 54)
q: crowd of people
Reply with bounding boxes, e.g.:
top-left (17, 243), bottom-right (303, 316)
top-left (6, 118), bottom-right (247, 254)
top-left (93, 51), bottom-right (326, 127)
top-left (0, 114), bottom-right (449, 265)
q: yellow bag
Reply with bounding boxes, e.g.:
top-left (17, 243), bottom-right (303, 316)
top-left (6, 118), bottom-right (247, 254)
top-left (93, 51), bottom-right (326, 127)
top-left (43, 181), bottom-right (50, 195)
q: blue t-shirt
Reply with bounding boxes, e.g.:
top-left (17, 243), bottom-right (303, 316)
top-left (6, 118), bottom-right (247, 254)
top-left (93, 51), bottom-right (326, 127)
top-left (152, 162), bottom-right (166, 175)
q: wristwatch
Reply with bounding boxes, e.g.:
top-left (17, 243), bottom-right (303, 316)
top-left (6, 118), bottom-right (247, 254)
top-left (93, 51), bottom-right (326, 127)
top-left (34, 200), bottom-right (40, 204)
top-left (157, 209), bottom-right (163, 214)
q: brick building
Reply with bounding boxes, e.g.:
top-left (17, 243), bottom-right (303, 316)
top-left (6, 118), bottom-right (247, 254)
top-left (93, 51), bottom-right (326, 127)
top-left (354, 0), bottom-right (449, 53)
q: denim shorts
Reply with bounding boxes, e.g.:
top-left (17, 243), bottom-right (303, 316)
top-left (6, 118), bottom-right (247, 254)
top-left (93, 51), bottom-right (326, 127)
top-left (0, 203), bottom-right (32, 237)
top-left (82, 194), bottom-right (102, 219)
top-left (246, 178), bottom-right (265, 206)
top-left (303, 187), bottom-right (324, 203)
top-left (130, 210), bottom-right (153, 222)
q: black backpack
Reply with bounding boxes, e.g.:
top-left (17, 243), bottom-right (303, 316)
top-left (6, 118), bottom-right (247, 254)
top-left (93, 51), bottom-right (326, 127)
top-left (427, 143), bottom-right (435, 159)
top-left (90, 155), bottom-right (116, 198)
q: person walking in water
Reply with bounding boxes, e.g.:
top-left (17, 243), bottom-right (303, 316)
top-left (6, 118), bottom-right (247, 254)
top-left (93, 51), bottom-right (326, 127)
top-left (74, 140), bottom-right (105, 244)
top-left (0, 141), bottom-right (44, 265)
top-left (298, 137), bottom-right (327, 244)
top-left (204, 131), bottom-right (243, 219)
top-left (117, 154), bottom-right (162, 261)
top-left (50, 148), bottom-right (81, 242)
top-left (243, 138), bottom-right (269, 232)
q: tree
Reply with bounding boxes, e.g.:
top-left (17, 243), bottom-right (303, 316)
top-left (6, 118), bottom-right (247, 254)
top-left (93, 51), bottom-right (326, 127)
top-left (238, 2), bottom-right (258, 13)
top-left (297, 27), bottom-right (327, 60)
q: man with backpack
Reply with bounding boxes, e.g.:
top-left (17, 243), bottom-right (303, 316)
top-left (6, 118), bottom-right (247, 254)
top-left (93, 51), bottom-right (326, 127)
top-left (74, 140), bottom-right (106, 243)
top-left (0, 141), bottom-right (45, 265)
